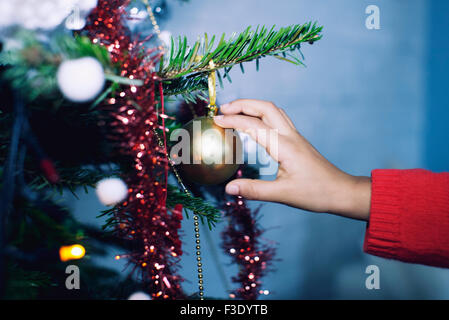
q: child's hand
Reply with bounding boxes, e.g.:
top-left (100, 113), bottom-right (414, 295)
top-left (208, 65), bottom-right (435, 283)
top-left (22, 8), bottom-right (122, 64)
top-left (213, 99), bottom-right (371, 221)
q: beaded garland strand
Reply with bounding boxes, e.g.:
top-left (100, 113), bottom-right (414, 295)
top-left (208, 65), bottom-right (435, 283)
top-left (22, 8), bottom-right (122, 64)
top-left (143, 0), bottom-right (207, 300)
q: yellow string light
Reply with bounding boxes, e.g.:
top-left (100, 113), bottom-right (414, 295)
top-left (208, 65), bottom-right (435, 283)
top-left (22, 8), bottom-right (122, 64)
top-left (59, 244), bottom-right (86, 262)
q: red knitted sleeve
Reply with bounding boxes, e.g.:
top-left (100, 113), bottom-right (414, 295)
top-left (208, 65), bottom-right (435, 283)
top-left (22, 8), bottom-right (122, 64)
top-left (364, 169), bottom-right (449, 268)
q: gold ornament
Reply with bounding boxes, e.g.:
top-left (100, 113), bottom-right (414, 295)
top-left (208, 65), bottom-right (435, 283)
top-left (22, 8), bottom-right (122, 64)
top-left (179, 116), bottom-right (242, 185)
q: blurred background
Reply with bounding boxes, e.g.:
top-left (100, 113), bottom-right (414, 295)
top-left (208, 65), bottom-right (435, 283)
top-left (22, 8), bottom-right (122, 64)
top-left (66, 0), bottom-right (449, 299)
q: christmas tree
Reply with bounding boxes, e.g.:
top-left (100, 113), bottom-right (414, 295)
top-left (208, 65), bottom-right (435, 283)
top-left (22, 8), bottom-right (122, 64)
top-left (0, 0), bottom-right (321, 300)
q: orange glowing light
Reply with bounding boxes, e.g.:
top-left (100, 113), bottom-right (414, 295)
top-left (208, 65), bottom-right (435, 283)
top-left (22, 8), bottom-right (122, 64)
top-left (59, 244), bottom-right (86, 262)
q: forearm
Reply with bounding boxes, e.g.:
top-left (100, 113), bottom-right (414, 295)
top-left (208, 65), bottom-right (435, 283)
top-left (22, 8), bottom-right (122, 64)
top-left (328, 175), bottom-right (371, 221)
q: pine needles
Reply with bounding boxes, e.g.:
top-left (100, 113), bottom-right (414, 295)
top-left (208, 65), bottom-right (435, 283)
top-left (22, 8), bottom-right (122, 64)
top-left (158, 22), bottom-right (323, 81)
top-left (166, 184), bottom-right (221, 230)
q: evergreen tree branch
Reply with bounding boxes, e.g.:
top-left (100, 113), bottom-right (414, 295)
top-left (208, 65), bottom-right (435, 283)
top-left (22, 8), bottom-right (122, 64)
top-left (27, 166), bottom-right (119, 199)
top-left (162, 76), bottom-right (209, 104)
top-left (158, 22), bottom-right (322, 81)
top-left (166, 184), bottom-right (221, 229)
top-left (98, 184), bottom-right (222, 232)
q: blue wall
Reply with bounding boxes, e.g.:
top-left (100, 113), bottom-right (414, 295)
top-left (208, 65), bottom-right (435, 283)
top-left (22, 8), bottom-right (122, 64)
top-left (425, 1), bottom-right (449, 172)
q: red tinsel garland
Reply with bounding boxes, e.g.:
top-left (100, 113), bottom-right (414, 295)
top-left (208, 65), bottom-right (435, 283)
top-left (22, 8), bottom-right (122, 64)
top-left (84, 0), bottom-right (184, 299)
top-left (222, 170), bottom-right (276, 300)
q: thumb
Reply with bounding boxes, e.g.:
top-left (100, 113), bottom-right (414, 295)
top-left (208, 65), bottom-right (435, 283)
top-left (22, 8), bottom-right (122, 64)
top-left (225, 179), bottom-right (277, 201)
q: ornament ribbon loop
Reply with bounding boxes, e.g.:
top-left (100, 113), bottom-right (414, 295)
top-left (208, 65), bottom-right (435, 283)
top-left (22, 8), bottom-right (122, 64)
top-left (207, 60), bottom-right (218, 117)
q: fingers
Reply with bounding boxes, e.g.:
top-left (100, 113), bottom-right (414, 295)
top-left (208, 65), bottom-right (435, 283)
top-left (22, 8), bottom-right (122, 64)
top-left (225, 178), bottom-right (279, 201)
top-left (213, 114), bottom-right (281, 161)
top-left (220, 99), bottom-right (293, 135)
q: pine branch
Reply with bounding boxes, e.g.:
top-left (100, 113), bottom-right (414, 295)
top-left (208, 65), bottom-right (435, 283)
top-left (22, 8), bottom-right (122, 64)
top-left (162, 76), bottom-right (209, 104)
top-left (0, 33), bottom-right (112, 103)
top-left (5, 264), bottom-right (53, 299)
top-left (166, 184), bottom-right (221, 229)
top-left (98, 184), bottom-right (222, 231)
top-left (158, 22), bottom-right (322, 81)
top-left (28, 166), bottom-right (119, 199)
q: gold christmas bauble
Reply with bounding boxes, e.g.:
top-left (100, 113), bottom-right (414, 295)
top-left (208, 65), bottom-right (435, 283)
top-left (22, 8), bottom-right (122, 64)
top-left (178, 116), bottom-right (242, 185)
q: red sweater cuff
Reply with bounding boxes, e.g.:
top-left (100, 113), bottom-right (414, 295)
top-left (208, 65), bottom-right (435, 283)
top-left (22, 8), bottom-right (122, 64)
top-left (363, 169), bottom-right (402, 259)
top-left (364, 169), bottom-right (449, 268)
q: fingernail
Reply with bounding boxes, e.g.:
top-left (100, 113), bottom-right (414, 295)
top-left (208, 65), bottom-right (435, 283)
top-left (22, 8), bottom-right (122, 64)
top-left (213, 115), bottom-right (224, 122)
top-left (220, 103), bottom-right (230, 110)
top-left (226, 184), bottom-right (239, 195)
